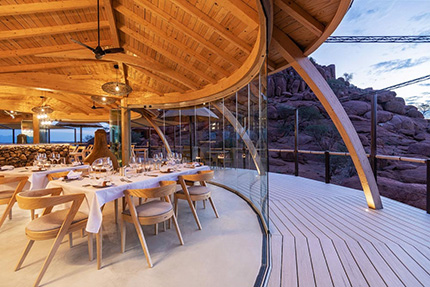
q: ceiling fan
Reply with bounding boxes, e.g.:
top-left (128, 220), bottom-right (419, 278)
top-left (91, 101), bottom-right (104, 110)
top-left (70, 0), bottom-right (123, 59)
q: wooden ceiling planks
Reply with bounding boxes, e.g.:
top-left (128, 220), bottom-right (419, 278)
top-left (0, 0), bottom-right (350, 121)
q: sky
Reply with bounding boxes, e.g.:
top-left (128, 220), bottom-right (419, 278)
top-left (311, 0), bottom-right (430, 106)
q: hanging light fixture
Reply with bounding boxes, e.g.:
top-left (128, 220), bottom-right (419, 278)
top-left (32, 96), bottom-right (53, 126)
top-left (91, 95), bottom-right (117, 105)
top-left (102, 64), bottom-right (132, 96)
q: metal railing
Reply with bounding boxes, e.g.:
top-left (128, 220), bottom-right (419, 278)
top-left (268, 148), bottom-right (430, 213)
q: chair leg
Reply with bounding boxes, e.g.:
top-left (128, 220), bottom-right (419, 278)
top-left (208, 197), bottom-right (219, 218)
top-left (154, 223), bottom-right (158, 235)
top-left (88, 233), bottom-right (94, 261)
top-left (122, 197), bottom-right (126, 210)
top-left (15, 240), bottom-right (35, 271)
top-left (131, 216), bottom-right (153, 267)
top-left (31, 209), bottom-right (35, 220)
top-left (33, 231), bottom-right (68, 287)
top-left (120, 218), bottom-right (126, 253)
top-left (114, 199), bottom-right (118, 224)
top-left (171, 214), bottom-right (184, 245)
top-left (0, 199), bottom-right (15, 228)
top-left (68, 233), bottom-right (73, 248)
top-left (81, 228), bottom-right (85, 238)
top-left (193, 201), bottom-right (196, 208)
top-left (203, 200), bottom-right (206, 209)
top-left (139, 198), bottom-right (142, 205)
top-left (186, 197), bottom-right (202, 230)
top-left (174, 197), bottom-right (179, 218)
top-left (9, 208), bottom-right (12, 219)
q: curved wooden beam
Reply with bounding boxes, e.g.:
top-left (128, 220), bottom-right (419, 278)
top-left (304, 0), bottom-right (352, 55)
top-left (212, 101), bottom-right (264, 176)
top-left (140, 111), bottom-right (172, 154)
top-left (272, 27), bottom-right (382, 209)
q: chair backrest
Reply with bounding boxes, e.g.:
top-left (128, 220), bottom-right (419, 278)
top-left (17, 188), bottom-right (85, 217)
top-left (124, 181), bottom-right (177, 199)
top-left (179, 170), bottom-right (214, 183)
top-left (0, 176), bottom-right (28, 199)
top-left (47, 168), bottom-right (89, 181)
top-left (75, 146), bottom-right (86, 153)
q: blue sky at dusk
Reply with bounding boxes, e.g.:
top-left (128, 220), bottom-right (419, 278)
top-left (312, 0), bottom-right (430, 106)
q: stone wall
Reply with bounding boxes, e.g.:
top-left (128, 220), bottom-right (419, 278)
top-left (0, 144), bottom-right (70, 167)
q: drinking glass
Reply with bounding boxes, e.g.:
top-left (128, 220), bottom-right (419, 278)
top-left (153, 154), bottom-right (159, 170)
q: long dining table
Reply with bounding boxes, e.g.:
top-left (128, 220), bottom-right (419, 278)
top-left (0, 164), bottom-right (90, 190)
top-left (46, 165), bottom-right (210, 269)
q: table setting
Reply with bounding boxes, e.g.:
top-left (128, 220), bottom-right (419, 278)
top-left (46, 153), bottom-right (208, 233)
top-left (0, 152), bottom-right (89, 190)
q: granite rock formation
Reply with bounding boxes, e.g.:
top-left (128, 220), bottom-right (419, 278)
top-left (268, 63), bottom-right (429, 210)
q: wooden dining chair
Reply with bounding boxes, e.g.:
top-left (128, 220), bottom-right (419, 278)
top-left (175, 170), bottom-right (219, 230)
top-left (121, 181), bottom-right (184, 267)
top-left (46, 168), bottom-right (90, 181)
top-left (0, 176), bottom-right (28, 229)
top-left (46, 167), bottom-right (120, 224)
top-left (15, 188), bottom-right (92, 287)
top-left (69, 145), bottom-right (86, 162)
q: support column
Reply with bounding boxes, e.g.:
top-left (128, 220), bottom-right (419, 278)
top-left (370, 93), bottom-right (378, 180)
top-left (121, 98), bottom-right (131, 166)
top-left (272, 28), bottom-right (382, 209)
top-left (32, 114), bottom-right (40, 144)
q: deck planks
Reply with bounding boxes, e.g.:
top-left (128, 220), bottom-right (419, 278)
top-left (213, 170), bottom-right (430, 287)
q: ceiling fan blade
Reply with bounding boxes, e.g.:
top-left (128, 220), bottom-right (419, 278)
top-left (70, 38), bottom-right (96, 53)
top-left (36, 49), bottom-right (96, 60)
top-left (104, 47), bottom-right (124, 54)
top-left (95, 106), bottom-right (104, 109)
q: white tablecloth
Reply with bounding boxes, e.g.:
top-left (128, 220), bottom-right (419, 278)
top-left (0, 165), bottom-right (89, 190)
top-left (46, 166), bottom-right (210, 233)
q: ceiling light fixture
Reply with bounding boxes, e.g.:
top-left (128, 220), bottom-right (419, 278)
top-left (32, 96), bottom-right (53, 126)
top-left (91, 95), bottom-right (117, 105)
top-left (102, 64), bottom-right (132, 96)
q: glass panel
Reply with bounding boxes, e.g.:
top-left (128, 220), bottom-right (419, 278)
top-left (0, 129), bottom-right (13, 143)
top-left (140, 54), bottom-right (269, 231)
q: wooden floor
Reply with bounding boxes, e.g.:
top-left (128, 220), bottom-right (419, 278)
top-left (214, 170), bottom-right (430, 287)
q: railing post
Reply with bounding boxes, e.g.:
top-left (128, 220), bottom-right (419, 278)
top-left (427, 159), bottom-right (430, 214)
top-left (325, 151), bottom-right (330, 183)
top-left (370, 93), bottom-right (378, 181)
top-left (294, 109), bottom-right (299, 176)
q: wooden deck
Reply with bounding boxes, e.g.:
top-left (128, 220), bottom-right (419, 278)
top-left (214, 170), bottom-right (430, 287)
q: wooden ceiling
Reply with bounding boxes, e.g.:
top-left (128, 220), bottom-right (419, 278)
top-left (0, 0), bottom-right (351, 121)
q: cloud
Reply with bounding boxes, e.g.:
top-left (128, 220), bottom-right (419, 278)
top-left (346, 7), bottom-right (380, 22)
top-left (410, 13), bottom-right (430, 21)
top-left (371, 57), bottom-right (430, 72)
top-left (419, 83), bottom-right (430, 87)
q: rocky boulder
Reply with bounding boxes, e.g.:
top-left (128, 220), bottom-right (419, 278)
top-left (407, 142), bottom-right (430, 157)
top-left (343, 101), bottom-right (371, 116)
top-left (383, 97), bottom-right (406, 114)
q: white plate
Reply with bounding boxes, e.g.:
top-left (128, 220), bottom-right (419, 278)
top-left (91, 182), bottom-right (114, 188)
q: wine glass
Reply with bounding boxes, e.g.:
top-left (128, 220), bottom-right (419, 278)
top-left (55, 153), bottom-right (61, 164)
top-left (153, 154), bottom-right (159, 170)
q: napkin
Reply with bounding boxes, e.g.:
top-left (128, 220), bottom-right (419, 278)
top-left (1, 165), bottom-right (14, 170)
top-left (72, 161), bottom-right (81, 166)
top-left (93, 179), bottom-right (111, 187)
top-left (66, 170), bottom-right (82, 180)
